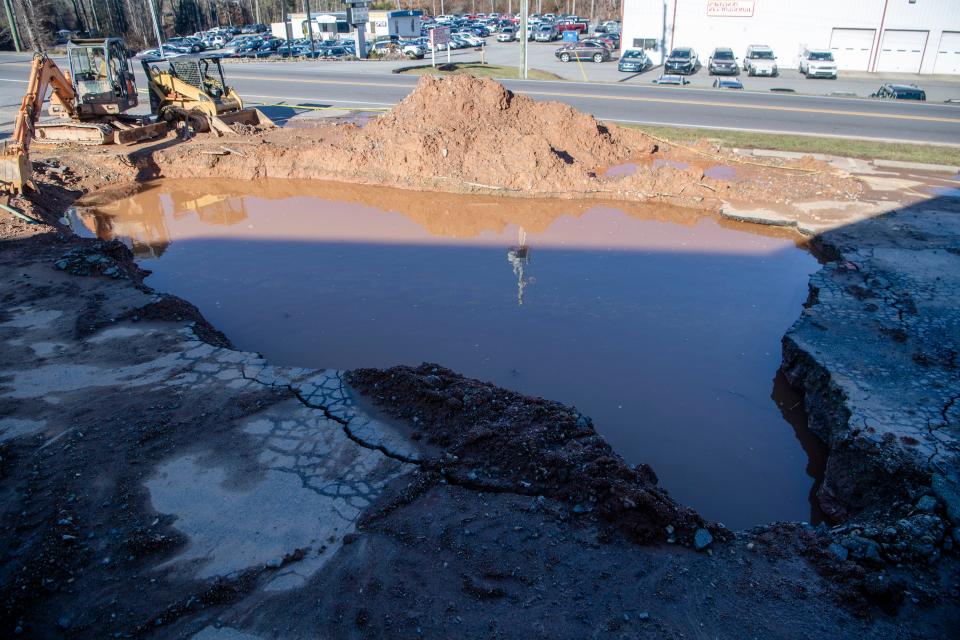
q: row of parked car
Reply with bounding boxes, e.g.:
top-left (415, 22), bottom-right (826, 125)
top-left (661, 44), bottom-right (850, 80)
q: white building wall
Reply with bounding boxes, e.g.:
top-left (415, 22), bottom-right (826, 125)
top-left (621, 0), bottom-right (960, 74)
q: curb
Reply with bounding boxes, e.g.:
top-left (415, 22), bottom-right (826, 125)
top-left (871, 159), bottom-right (960, 174)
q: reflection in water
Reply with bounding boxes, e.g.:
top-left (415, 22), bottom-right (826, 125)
top-left (506, 228), bottom-right (532, 306)
top-left (79, 178), bottom-right (823, 528)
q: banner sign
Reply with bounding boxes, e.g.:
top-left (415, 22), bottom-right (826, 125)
top-left (346, 3), bottom-right (369, 24)
top-left (429, 26), bottom-right (450, 46)
top-left (706, 1), bottom-right (755, 17)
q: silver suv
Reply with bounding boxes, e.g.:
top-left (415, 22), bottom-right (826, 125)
top-left (743, 44), bottom-right (778, 77)
top-left (799, 49), bottom-right (838, 79)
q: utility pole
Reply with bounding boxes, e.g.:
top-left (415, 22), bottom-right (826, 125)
top-left (147, 0), bottom-right (164, 51)
top-left (254, 0), bottom-right (260, 23)
top-left (519, 0), bottom-right (527, 78)
top-left (2, 0), bottom-right (22, 52)
top-left (85, 0), bottom-right (98, 33)
top-left (303, 0), bottom-right (316, 56)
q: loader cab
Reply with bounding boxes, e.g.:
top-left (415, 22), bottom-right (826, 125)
top-left (66, 38), bottom-right (138, 116)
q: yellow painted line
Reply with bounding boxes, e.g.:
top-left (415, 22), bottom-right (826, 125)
top-left (224, 75), bottom-right (960, 124)
top-left (528, 89), bottom-right (960, 124)
top-left (228, 74), bottom-right (410, 90)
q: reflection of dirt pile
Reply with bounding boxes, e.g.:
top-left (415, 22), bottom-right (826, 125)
top-left (349, 363), bottom-right (723, 546)
top-left (339, 75), bottom-right (656, 192)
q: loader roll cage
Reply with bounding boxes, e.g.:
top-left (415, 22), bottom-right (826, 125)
top-left (142, 55), bottom-right (233, 113)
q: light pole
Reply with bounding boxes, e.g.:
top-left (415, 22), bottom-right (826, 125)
top-left (2, 0), bottom-right (22, 52)
top-left (519, 0), bottom-right (527, 78)
top-left (148, 0), bottom-right (164, 51)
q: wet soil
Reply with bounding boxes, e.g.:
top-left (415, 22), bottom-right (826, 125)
top-left (0, 76), bottom-right (957, 638)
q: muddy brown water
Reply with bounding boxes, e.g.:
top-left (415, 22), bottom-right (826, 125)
top-left (77, 179), bottom-right (827, 529)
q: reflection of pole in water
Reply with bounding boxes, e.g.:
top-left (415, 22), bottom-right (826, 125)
top-left (507, 227), bottom-right (531, 306)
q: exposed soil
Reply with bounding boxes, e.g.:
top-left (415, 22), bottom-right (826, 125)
top-left (10, 76), bottom-right (862, 217)
top-left (0, 76), bottom-right (956, 638)
top-left (348, 363), bottom-right (720, 546)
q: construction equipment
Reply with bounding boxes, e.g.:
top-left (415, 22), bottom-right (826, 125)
top-left (0, 39), bottom-right (168, 194)
top-left (142, 55), bottom-right (275, 135)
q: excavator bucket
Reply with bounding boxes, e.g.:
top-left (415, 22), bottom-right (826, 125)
top-left (0, 151), bottom-right (31, 194)
top-left (209, 108), bottom-right (276, 136)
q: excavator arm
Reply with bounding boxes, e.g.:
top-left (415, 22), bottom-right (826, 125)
top-left (1, 53), bottom-right (78, 194)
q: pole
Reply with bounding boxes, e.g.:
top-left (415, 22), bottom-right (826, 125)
top-left (519, 0), bottom-right (527, 78)
top-left (2, 0), bottom-right (22, 52)
top-left (148, 0), bottom-right (164, 52)
top-left (255, 0), bottom-right (260, 23)
top-left (303, 0), bottom-right (316, 56)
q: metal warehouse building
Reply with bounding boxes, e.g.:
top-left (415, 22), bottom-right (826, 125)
top-left (621, 0), bottom-right (960, 74)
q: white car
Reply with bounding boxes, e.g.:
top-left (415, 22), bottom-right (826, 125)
top-left (457, 33), bottom-right (485, 47)
top-left (743, 44), bottom-right (778, 77)
top-left (799, 49), bottom-right (838, 79)
top-left (496, 28), bottom-right (516, 42)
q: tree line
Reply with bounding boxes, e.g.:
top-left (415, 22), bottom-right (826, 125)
top-left (0, 0), bottom-right (621, 51)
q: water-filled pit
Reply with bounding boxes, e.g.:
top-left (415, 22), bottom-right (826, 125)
top-left (78, 179), bottom-right (827, 529)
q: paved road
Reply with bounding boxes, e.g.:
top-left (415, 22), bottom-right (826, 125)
top-left (0, 51), bottom-right (958, 145)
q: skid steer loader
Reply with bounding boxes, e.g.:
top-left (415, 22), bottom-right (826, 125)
top-left (142, 55), bottom-right (275, 135)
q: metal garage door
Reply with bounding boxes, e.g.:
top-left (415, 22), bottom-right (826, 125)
top-left (875, 30), bottom-right (927, 73)
top-left (933, 31), bottom-right (960, 75)
top-left (829, 28), bottom-right (875, 71)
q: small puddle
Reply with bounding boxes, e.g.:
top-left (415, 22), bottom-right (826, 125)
top-left (603, 163), bottom-right (638, 178)
top-left (704, 165), bottom-right (738, 181)
top-left (79, 178), bottom-right (827, 529)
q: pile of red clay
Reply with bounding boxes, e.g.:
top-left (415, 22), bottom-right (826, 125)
top-left (338, 75), bottom-right (656, 193)
top-left (23, 75), bottom-right (862, 218)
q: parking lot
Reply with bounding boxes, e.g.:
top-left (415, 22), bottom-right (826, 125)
top-left (385, 38), bottom-right (960, 102)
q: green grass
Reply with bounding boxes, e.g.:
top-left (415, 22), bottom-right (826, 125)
top-left (618, 123), bottom-right (960, 166)
top-left (396, 62), bottom-right (564, 81)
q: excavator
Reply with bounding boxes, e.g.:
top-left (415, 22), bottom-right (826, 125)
top-left (141, 55), bottom-right (274, 135)
top-left (0, 38), bottom-right (168, 194)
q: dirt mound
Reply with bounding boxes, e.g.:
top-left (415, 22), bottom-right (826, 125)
top-left (339, 75), bottom-right (656, 192)
top-left (348, 363), bottom-right (722, 546)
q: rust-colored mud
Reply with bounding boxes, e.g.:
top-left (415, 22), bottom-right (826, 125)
top-left (13, 76), bottom-right (863, 226)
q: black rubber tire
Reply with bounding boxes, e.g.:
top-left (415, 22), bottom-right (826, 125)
top-left (560, 53), bottom-right (570, 62)
top-left (593, 53), bottom-right (603, 63)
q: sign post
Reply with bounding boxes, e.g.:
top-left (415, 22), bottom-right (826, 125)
top-left (346, 0), bottom-right (370, 59)
top-left (429, 26), bottom-right (450, 67)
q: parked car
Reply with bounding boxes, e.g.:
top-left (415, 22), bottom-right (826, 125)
top-left (496, 27), bottom-right (516, 42)
top-left (533, 25), bottom-right (559, 42)
top-left (743, 44), bottom-right (778, 77)
top-left (708, 48), bottom-right (738, 75)
top-left (664, 47), bottom-right (698, 75)
top-left (136, 44), bottom-right (186, 59)
top-left (555, 40), bottom-right (611, 63)
top-left (318, 46), bottom-right (351, 58)
top-left (595, 20), bottom-right (620, 34)
top-left (557, 19), bottom-right (588, 34)
top-left (799, 49), bottom-right (838, 78)
top-left (871, 83), bottom-right (926, 101)
top-left (712, 77), bottom-right (744, 90)
top-left (167, 37), bottom-right (202, 53)
top-left (617, 48), bottom-right (651, 73)
top-left (653, 74), bottom-right (690, 85)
